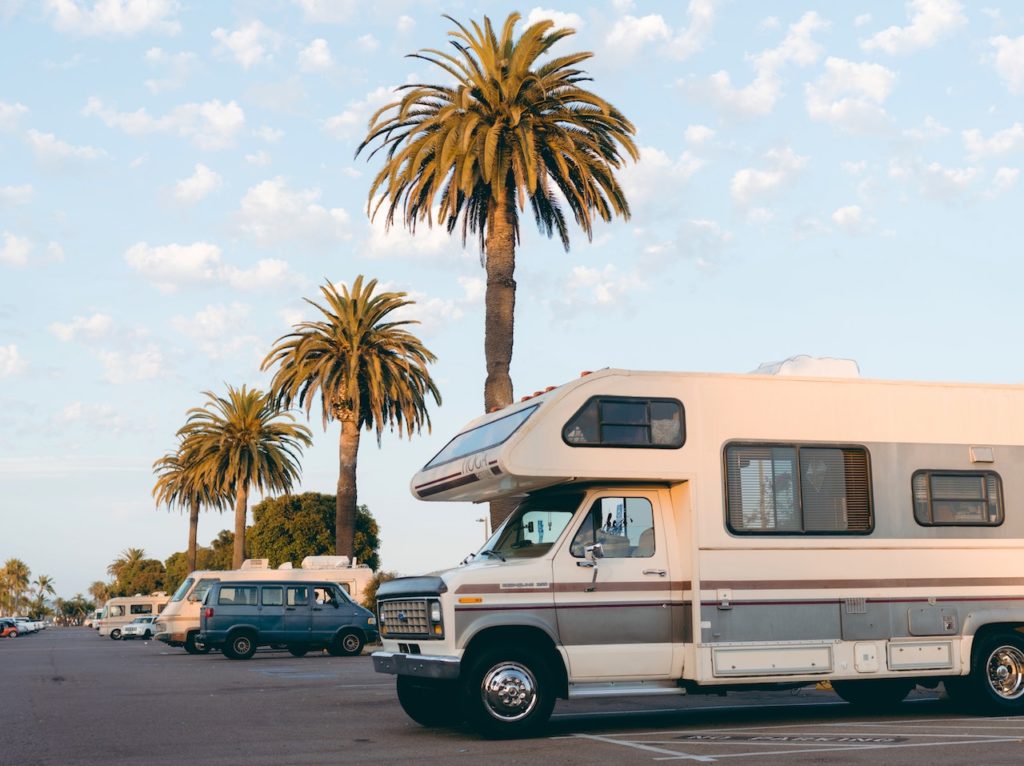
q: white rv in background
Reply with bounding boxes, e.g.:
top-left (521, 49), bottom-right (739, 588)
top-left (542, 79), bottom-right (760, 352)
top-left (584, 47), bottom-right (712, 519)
top-left (154, 556), bottom-right (375, 654)
top-left (373, 368), bottom-right (1024, 737)
top-left (98, 593), bottom-right (169, 639)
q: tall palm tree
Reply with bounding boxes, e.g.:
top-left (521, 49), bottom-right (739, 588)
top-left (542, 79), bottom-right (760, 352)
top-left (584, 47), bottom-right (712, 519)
top-left (34, 574), bottom-right (55, 600)
top-left (262, 276), bottom-right (441, 559)
top-left (357, 12), bottom-right (637, 419)
top-left (178, 385), bottom-right (313, 568)
top-left (107, 548), bottom-right (146, 581)
top-left (2, 558), bottom-right (31, 614)
top-left (153, 438), bottom-right (229, 573)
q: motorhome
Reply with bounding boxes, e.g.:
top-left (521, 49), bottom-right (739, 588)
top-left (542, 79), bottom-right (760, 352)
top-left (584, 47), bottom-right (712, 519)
top-left (154, 556), bottom-right (375, 654)
top-left (98, 593), bottom-right (168, 639)
top-left (374, 368), bottom-right (1024, 737)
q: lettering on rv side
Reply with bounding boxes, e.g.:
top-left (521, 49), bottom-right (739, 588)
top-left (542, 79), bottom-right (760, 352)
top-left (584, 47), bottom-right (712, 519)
top-left (461, 453), bottom-right (489, 475)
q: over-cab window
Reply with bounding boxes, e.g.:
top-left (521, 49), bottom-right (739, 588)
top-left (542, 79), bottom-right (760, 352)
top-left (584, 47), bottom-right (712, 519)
top-left (913, 471), bottom-right (1003, 526)
top-left (424, 405), bottom-right (539, 469)
top-left (570, 497), bottom-right (656, 558)
top-left (563, 397), bottom-right (684, 448)
top-left (725, 443), bottom-right (873, 534)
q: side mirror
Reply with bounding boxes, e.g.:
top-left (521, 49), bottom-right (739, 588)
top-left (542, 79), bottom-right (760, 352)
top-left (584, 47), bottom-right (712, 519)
top-left (585, 542), bottom-right (604, 560)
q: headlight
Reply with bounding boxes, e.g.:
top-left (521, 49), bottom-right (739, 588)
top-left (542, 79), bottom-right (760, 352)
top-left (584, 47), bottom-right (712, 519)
top-left (430, 602), bottom-right (442, 623)
top-left (366, 616), bottom-right (376, 626)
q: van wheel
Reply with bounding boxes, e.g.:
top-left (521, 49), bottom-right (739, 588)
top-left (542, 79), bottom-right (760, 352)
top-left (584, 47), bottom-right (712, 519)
top-left (397, 676), bottom-right (464, 727)
top-left (832, 679), bottom-right (913, 708)
top-left (110, 628), bottom-right (122, 640)
top-left (184, 632), bottom-right (210, 655)
top-left (288, 646), bottom-right (308, 657)
top-left (966, 631), bottom-right (1024, 713)
top-left (462, 645), bottom-right (555, 739)
top-left (223, 632), bottom-right (257, 660)
top-left (329, 630), bottom-right (364, 657)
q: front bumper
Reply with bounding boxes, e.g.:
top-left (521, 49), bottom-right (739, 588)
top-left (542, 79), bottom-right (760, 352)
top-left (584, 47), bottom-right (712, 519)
top-left (372, 651), bottom-right (461, 680)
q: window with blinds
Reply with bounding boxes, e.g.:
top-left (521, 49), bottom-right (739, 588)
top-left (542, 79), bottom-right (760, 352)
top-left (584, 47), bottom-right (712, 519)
top-left (912, 471), bottom-right (1004, 526)
top-left (725, 443), bottom-right (873, 534)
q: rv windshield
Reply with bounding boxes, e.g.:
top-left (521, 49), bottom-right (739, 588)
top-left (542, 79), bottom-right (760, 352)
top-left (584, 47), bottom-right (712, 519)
top-left (189, 578), bottom-right (218, 603)
top-left (170, 577), bottom-right (194, 602)
top-left (479, 492), bottom-right (583, 560)
top-left (425, 405), bottom-right (539, 469)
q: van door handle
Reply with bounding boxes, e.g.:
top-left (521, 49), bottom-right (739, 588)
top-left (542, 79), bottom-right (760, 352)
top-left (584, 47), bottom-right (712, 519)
top-left (285, 607), bottom-right (296, 611)
top-left (643, 569), bottom-right (667, 577)
top-left (312, 607), bottom-right (322, 611)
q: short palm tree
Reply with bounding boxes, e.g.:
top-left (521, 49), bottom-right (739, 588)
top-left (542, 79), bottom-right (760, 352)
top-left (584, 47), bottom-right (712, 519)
top-left (358, 12), bottom-right (637, 417)
top-left (153, 438), bottom-right (229, 573)
top-left (107, 548), bottom-right (146, 581)
top-left (262, 276), bottom-right (441, 559)
top-left (34, 574), bottom-right (55, 600)
top-left (178, 385), bottom-right (313, 568)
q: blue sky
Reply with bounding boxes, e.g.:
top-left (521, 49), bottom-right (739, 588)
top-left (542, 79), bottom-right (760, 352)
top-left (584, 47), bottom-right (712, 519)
top-left (2, 0), bottom-right (1023, 598)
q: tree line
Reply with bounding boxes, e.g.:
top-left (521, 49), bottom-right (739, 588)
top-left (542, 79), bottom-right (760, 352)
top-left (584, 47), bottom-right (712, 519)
top-left (1, 558), bottom-right (95, 624)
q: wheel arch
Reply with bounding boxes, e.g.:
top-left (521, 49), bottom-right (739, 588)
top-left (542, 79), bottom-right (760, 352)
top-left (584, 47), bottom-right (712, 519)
top-left (461, 624), bottom-right (569, 699)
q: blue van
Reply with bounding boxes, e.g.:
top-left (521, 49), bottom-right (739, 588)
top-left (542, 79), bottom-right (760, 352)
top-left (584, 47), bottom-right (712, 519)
top-left (198, 580), bottom-right (378, 660)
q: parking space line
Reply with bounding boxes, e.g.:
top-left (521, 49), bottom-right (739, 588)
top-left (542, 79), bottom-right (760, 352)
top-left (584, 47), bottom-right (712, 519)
top-left (672, 737), bottom-right (1024, 761)
top-left (572, 733), bottom-right (717, 762)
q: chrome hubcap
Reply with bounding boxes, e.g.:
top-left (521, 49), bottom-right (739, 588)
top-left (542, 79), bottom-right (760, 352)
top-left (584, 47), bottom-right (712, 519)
top-left (481, 662), bottom-right (538, 722)
top-left (236, 638), bottom-right (250, 653)
top-left (987, 645), bottom-right (1024, 699)
top-left (343, 635), bottom-right (359, 651)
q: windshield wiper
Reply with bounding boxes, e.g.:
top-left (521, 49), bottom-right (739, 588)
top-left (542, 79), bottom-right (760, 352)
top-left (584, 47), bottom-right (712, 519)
top-left (478, 548), bottom-right (506, 562)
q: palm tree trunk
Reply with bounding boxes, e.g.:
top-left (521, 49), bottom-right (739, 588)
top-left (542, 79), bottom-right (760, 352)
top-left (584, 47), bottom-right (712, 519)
top-left (485, 190), bottom-right (518, 530)
top-left (232, 486), bottom-right (248, 569)
top-left (336, 417), bottom-right (361, 559)
top-left (187, 499), bottom-right (200, 572)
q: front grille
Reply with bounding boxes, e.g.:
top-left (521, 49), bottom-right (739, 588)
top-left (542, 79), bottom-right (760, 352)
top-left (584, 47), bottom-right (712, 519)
top-left (378, 598), bottom-right (430, 638)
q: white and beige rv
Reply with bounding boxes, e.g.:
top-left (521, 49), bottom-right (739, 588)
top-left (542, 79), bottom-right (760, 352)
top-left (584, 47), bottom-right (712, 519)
top-left (98, 593), bottom-right (169, 639)
top-left (374, 368), bottom-right (1024, 737)
top-left (154, 556), bottom-right (375, 653)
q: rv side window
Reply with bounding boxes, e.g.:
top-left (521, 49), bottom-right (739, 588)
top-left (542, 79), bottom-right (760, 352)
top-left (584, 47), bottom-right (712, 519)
top-left (108, 605), bottom-right (125, 617)
top-left (130, 604), bottom-right (153, 615)
top-left (725, 443), bottom-right (873, 534)
top-left (913, 471), bottom-right (1004, 526)
top-left (570, 497), bottom-right (656, 558)
top-left (563, 397), bottom-right (684, 448)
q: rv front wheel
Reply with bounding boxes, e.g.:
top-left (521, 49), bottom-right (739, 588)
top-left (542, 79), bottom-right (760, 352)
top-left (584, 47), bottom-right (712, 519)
top-left (396, 676), bottom-right (464, 727)
top-left (184, 632), bottom-right (209, 654)
top-left (831, 678), bottom-right (913, 708)
top-left (970, 631), bottom-right (1024, 713)
top-left (463, 645), bottom-right (555, 739)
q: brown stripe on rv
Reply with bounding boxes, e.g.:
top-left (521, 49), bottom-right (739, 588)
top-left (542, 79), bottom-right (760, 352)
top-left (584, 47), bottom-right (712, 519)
top-left (455, 581), bottom-right (690, 594)
top-left (416, 473), bottom-right (479, 498)
top-left (701, 576), bottom-right (1024, 590)
top-left (413, 470), bottom-right (463, 490)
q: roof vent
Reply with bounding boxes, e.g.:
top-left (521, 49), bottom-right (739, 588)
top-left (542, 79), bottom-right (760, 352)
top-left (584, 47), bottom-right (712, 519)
top-left (240, 559), bottom-right (270, 570)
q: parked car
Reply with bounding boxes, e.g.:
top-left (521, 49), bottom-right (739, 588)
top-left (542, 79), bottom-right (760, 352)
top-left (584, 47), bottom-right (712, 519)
top-left (199, 580), bottom-right (377, 660)
top-left (1, 618), bottom-right (19, 638)
top-left (122, 615), bottom-right (159, 640)
top-left (12, 618), bottom-right (35, 635)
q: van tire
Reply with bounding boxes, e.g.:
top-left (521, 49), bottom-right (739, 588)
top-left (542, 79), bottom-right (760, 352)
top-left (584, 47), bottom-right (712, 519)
top-left (110, 628), bottom-right (122, 640)
top-left (223, 631), bottom-right (257, 660)
top-left (288, 646), bottom-right (308, 657)
top-left (462, 644), bottom-right (555, 739)
top-left (184, 632), bottom-right (210, 655)
top-left (329, 630), bottom-right (364, 657)
top-left (832, 679), bottom-right (913, 708)
top-left (964, 631), bottom-right (1024, 713)
top-left (397, 676), bottom-right (464, 727)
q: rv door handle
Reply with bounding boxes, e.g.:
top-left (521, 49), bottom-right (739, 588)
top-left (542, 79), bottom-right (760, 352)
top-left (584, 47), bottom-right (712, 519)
top-left (643, 569), bottom-right (667, 577)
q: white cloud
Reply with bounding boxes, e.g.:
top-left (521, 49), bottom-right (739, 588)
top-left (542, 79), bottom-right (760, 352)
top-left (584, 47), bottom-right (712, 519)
top-left (364, 213), bottom-right (465, 261)
top-left (97, 344), bottom-right (165, 384)
top-left (730, 146), bottom-right (808, 207)
top-left (323, 85), bottom-right (395, 139)
top-left (174, 163), bottom-right (222, 203)
top-left (843, 160), bottom-right (867, 175)
top-left (986, 167), bottom-right (1020, 197)
top-left (245, 150), bottom-right (270, 166)
top-left (50, 312), bottom-right (114, 342)
top-left (83, 96), bottom-right (245, 150)
top-left (356, 34), bottom-right (379, 53)
top-left (222, 259), bottom-right (303, 291)
top-left (606, 0), bottom-right (716, 60)
top-left (551, 264), bottom-right (647, 317)
top-left (638, 218), bottom-right (734, 271)
top-left (831, 204), bottom-right (872, 235)
top-left (0, 231), bottom-right (32, 266)
top-left (237, 178), bottom-right (351, 247)
top-left (254, 126), bottom-right (283, 143)
top-left (805, 57), bottom-right (896, 133)
top-left (124, 241), bottom-right (222, 291)
top-left (143, 47), bottom-right (196, 93)
top-left (170, 302), bottom-right (260, 359)
top-left (44, 0), bottom-right (181, 37)
top-left (293, 0), bottom-right (356, 23)
top-left (25, 129), bottom-right (106, 163)
top-left (0, 101), bottom-right (29, 130)
top-left (619, 146), bottom-right (704, 206)
top-left (684, 124), bottom-right (715, 144)
top-left (48, 242), bottom-right (65, 262)
top-left (298, 38), bottom-right (333, 72)
top-left (902, 115), bottom-right (949, 141)
top-left (53, 401), bottom-right (125, 430)
top-left (855, 14), bottom-right (872, 27)
top-left (861, 0), bottom-right (966, 55)
top-left (212, 20), bottom-right (282, 69)
top-left (889, 158), bottom-right (980, 201)
top-left (526, 7), bottom-right (584, 29)
top-left (0, 344), bottom-right (27, 378)
top-left (990, 35), bottom-right (1024, 93)
top-left (963, 123), bottom-right (1024, 160)
top-left (0, 185), bottom-right (33, 205)
top-left (396, 15), bottom-right (414, 34)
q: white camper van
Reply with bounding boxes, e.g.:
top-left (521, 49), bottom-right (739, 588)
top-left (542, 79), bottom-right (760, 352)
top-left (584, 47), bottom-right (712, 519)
top-left (98, 593), bottom-right (169, 639)
top-left (154, 556), bottom-right (375, 654)
top-left (374, 368), bottom-right (1024, 737)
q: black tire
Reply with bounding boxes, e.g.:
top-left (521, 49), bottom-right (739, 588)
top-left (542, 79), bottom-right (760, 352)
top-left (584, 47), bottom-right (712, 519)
top-left (397, 676), bottom-right (465, 728)
top-left (9, 630), bottom-right (17, 638)
top-left (288, 646), bottom-right (308, 657)
top-left (462, 644), bottom-right (556, 739)
top-left (184, 632), bottom-right (210, 655)
top-left (963, 631), bottom-right (1024, 714)
top-left (144, 630), bottom-right (152, 639)
top-left (832, 678), bottom-right (913, 708)
top-left (223, 631), bottom-right (257, 660)
top-left (329, 630), bottom-right (364, 657)
top-left (110, 628), bottom-right (122, 640)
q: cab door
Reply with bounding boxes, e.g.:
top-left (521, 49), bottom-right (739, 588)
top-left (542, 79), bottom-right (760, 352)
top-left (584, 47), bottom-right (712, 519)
top-left (552, 491), bottom-right (674, 680)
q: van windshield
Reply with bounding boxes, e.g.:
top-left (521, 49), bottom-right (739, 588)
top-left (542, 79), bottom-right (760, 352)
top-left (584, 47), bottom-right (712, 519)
top-left (479, 493), bottom-right (583, 560)
top-left (170, 577), bottom-right (194, 602)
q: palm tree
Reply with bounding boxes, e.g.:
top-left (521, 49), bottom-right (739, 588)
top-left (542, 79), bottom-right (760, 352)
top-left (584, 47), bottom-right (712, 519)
top-left (34, 574), bottom-right (55, 601)
top-left (357, 12), bottom-right (637, 419)
top-left (153, 438), bottom-right (229, 573)
top-left (178, 385), bottom-right (313, 568)
top-left (88, 580), bottom-right (110, 606)
top-left (262, 277), bottom-right (441, 559)
top-left (107, 548), bottom-right (146, 581)
top-left (2, 558), bottom-right (31, 615)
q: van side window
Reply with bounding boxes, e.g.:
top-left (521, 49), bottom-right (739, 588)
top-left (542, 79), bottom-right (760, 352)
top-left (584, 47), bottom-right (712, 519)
top-left (563, 397), bottom-right (684, 448)
top-left (262, 587), bottom-right (284, 606)
top-left (913, 471), bottom-right (1004, 526)
top-left (570, 497), bottom-right (655, 558)
top-left (725, 443), bottom-right (873, 534)
top-left (286, 586), bottom-right (308, 606)
top-left (130, 604), bottom-right (153, 615)
top-left (218, 586), bottom-right (257, 606)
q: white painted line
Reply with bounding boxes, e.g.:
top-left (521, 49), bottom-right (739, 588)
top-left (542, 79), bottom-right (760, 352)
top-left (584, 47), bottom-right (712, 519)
top-left (636, 730), bottom-right (1017, 741)
top-left (572, 733), bottom-right (717, 762)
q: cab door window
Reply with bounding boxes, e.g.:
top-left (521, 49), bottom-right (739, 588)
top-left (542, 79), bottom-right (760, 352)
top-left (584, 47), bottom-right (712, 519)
top-left (570, 497), bottom-right (656, 558)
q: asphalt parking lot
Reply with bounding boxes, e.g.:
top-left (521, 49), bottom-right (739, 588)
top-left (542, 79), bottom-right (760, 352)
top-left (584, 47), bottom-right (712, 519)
top-left (3, 630), bottom-right (1024, 765)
